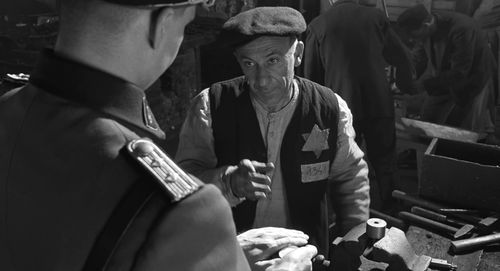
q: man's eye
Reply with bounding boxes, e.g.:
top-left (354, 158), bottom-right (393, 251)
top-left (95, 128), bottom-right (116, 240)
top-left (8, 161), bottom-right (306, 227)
top-left (268, 57), bottom-right (280, 64)
top-left (244, 61), bottom-right (254, 67)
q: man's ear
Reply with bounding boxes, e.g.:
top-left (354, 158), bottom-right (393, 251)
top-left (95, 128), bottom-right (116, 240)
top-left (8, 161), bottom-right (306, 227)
top-left (294, 41), bottom-right (304, 67)
top-left (148, 7), bottom-right (175, 49)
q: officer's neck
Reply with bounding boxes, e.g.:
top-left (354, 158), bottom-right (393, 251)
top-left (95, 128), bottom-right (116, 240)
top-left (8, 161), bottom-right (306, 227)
top-left (54, 34), bottom-right (156, 91)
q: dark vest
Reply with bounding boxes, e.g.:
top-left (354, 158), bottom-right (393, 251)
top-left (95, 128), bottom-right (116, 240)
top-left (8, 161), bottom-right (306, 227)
top-left (209, 76), bottom-right (340, 254)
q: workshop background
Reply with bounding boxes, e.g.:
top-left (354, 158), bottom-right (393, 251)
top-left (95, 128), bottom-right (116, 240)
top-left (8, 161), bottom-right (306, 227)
top-left (1, 0), bottom-right (500, 270)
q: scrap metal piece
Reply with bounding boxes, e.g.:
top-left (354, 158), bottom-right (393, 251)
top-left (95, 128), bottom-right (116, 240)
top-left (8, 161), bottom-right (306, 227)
top-left (429, 258), bottom-right (458, 270)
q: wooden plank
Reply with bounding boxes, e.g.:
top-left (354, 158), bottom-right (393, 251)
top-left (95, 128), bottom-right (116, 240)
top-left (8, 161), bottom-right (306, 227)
top-left (398, 117), bottom-right (480, 143)
top-left (383, 0), bottom-right (455, 10)
top-left (432, 0), bottom-right (456, 11)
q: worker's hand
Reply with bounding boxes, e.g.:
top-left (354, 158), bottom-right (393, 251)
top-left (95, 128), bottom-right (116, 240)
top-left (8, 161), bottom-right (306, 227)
top-left (227, 159), bottom-right (274, 200)
top-left (237, 227), bottom-right (310, 270)
top-left (257, 245), bottom-right (318, 271)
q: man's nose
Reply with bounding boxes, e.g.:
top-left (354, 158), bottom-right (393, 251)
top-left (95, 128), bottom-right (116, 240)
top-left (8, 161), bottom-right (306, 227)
top-left (254, 67), bottom-right (269, 89)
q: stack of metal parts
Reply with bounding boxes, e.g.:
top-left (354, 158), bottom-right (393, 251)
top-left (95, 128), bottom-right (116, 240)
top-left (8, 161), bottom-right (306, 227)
top-left (393, 190), bottom-right (500, 254)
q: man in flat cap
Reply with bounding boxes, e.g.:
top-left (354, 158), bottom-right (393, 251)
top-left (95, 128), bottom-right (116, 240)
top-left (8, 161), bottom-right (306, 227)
top-left (0, 0), bottom-right (318, 270)
top-left (397, 4), bottom-right (498, 140)
top-left (176, 6), bottom-right (370, 259)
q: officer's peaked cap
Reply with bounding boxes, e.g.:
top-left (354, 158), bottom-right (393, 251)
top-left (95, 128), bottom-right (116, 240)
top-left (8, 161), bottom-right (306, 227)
top-left (219, 6), bottom-right (306, 49)
top-left (397, 4), bottom-right (431, 31)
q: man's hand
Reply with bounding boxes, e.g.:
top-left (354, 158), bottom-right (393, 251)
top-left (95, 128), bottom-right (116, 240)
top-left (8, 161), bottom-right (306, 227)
top-left (237, 227), bottom-right (311, 270)
top-left (257, 245), bottom-right (318, 271)
top-left (227, 159), bottom-right (274, 200)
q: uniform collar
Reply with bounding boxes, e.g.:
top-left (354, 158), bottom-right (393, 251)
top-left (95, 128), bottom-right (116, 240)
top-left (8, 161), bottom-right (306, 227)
top-left (29, 49), bottom-right (165, 139)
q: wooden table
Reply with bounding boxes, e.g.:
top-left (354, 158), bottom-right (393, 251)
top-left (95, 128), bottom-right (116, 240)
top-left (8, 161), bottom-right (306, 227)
top-left (359, 226), bottom-right (500, 270)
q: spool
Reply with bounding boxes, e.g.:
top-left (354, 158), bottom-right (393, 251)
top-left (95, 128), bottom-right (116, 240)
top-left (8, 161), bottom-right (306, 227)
top-left (366, 218), bottom-right (387, 240)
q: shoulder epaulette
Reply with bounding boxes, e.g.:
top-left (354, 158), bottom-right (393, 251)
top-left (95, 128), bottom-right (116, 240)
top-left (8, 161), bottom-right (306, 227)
top-left (127, 138), bottom-right (201, 202)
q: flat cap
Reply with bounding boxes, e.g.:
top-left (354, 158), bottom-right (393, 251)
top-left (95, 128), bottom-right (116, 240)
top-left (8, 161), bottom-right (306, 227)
top-left (219, 6), bottom-right (306, 49)
top-left (397, 4), bottom-right (431, 31)
top-left (102, 0), bottom-right (214, 7)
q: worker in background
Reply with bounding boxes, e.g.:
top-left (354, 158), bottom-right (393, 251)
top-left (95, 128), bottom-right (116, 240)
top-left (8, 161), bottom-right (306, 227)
top-left (0, 0), bottom-right (317, 270)
top-left (303, 0), bottom-right (414, 211)
top-left (176, 6), bottom-right (370, 260)
top-left (397, 4), bottom-right (499, 143)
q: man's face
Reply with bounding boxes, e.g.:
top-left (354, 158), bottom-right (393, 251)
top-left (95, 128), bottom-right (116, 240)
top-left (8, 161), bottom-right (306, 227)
top-left (234, 36), bottom-right (303, 107)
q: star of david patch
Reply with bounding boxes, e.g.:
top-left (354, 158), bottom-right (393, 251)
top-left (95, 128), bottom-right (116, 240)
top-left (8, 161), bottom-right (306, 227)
top-left (302, 124), bottom-right (329, 159)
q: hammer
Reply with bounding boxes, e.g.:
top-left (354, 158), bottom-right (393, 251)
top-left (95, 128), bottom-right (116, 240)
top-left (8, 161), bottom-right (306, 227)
top-left (410, 207), bottom-right (475, 239)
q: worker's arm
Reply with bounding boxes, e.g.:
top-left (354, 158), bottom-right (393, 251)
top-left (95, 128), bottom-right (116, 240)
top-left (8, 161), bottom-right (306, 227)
top-left (328, 95), bottom-right (370, 235)
top-left (175, 89), bottom-right (271, 205)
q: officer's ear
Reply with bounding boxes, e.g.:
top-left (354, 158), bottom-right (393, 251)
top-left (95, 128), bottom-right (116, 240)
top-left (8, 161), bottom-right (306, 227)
top-left (148, 7), bottom-right (175, 49)
top-left (294, 40), bottom-right (304, 67)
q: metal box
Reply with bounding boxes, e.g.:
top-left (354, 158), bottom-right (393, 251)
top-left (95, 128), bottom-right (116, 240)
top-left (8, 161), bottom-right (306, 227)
top-left (420, 138), bottom-right (500, 212)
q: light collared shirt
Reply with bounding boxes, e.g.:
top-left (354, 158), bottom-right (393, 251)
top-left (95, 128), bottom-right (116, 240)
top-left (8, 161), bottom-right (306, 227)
top-left (176, 79), bottom-right (370, 231)
top-left (250, 81), bottom-right (299, 228)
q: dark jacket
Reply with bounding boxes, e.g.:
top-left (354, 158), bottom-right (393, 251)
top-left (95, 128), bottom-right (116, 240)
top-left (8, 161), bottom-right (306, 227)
top-left (0, 50), bottom-right (249, 271)
top-left (424, 11), bottom-right (498, 107)
top-left (209, 76), bottom-right (340, 255)
top-left (304, 0), bottom-right (413, 121)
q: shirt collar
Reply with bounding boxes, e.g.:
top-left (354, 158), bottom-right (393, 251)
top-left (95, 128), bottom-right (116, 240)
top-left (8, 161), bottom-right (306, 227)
top-left (251, 79), bottom-right (299, 118)
top-left (29, 49), bottom-right (165, 139)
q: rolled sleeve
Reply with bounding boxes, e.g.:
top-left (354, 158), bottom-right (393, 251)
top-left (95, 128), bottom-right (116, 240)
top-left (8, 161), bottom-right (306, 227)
top-left (328, 94), bottom-right (370, 234)
top-left (175, 89), bottom-right (242, 206)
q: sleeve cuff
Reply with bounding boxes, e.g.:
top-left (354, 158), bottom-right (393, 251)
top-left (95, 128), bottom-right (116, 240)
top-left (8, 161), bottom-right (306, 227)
top-left (221, 166), bottom-right (245, 207)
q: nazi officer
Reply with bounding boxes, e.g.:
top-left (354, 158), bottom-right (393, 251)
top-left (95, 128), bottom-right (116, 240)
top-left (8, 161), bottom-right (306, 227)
top-left (0, 0), bottom-right (317, 270)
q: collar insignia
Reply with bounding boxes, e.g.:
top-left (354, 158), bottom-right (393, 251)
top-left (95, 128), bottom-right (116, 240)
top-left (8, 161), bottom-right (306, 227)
top-left (142, 97), bottom-right (159, 130)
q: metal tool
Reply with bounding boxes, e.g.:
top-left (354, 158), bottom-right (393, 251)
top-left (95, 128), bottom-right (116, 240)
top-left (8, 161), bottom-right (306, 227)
top-left (398, 211), bottom-right (466, 239)
top-left (392, 190), bottom-right (481, 224)
top-left (429, 258), bottom-right (458, 270)
top-left (410, 207), bottom-right (475, 239)
top-left (411, 207), bottom-right (466, 228)
top-left (451, 232), bottom-right (500, 253)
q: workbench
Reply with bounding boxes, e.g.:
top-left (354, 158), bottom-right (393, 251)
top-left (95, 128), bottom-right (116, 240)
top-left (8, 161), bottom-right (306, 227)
top-left (360, 226), bottom-right (500, 270)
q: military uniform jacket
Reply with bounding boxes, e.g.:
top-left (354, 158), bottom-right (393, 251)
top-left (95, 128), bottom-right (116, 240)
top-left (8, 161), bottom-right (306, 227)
top-left (0, 50), bottom-right (250, 271)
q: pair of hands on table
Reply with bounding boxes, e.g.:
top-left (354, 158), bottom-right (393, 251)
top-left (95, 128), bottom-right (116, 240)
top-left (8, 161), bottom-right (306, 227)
top-left (229, 160), bottom-right (318, 270)
top-left (237, 227), bottom-right (318, 271)
top-left (227, 159), bottom-right (274, 200)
